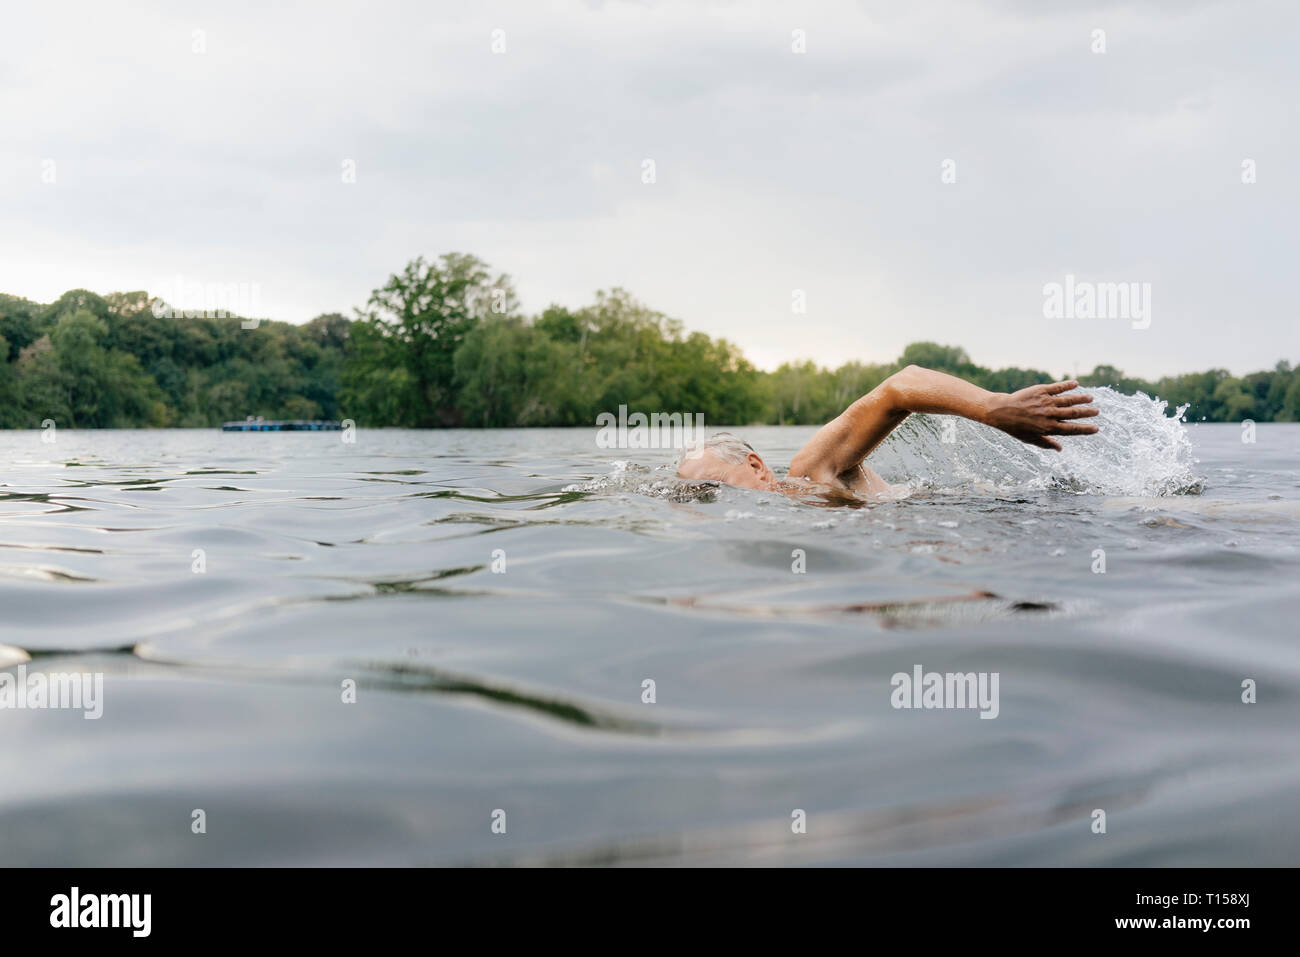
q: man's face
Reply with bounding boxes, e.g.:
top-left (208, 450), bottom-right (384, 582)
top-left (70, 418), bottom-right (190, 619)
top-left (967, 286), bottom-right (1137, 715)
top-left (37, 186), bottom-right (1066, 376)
top-left (676, 448), bottom-right (776, 490)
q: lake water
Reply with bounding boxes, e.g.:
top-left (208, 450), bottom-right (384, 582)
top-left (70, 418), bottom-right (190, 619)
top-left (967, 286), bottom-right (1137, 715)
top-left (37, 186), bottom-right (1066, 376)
top-left (2, 391), bottom-right (1298, 865)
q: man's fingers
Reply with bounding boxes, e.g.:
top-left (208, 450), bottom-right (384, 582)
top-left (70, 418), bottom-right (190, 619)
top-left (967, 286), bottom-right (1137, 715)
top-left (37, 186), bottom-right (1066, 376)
top-left (1041, 379), bottom-right (1080, 395)
top-left (1034, 436), bottom-right (1063, 451)
top-left (1048, 421), bottom-right (1100, 435)
top-left (1055, 392), bottom-right (1094, 406)
top-left (1054, 405), bottom-right (1099, 419)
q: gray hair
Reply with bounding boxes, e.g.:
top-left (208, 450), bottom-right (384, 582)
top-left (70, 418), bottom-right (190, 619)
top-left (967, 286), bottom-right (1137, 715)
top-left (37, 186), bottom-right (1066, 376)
top-left (676, 431), bottom-right (755, 468)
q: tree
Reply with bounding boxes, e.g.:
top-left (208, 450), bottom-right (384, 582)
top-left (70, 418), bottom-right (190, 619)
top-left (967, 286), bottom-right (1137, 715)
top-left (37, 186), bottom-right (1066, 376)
top-left (0, 294), bottom-right (42, 361)
top-left (1282, 377), bottom-right (1300, 422)
top-left (898, 342), bottom-right (973, 373)
top-left (29, 309), bottom-right (167, 427)
top-left (350, 254), bottom-right (516, 426)
top-left (453, 316), bottom-right (532, 427)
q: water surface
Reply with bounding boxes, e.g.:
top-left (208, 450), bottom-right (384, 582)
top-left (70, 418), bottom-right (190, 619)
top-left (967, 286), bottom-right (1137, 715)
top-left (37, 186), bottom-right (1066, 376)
top-left (3, 393), bottom-right (1298, 865)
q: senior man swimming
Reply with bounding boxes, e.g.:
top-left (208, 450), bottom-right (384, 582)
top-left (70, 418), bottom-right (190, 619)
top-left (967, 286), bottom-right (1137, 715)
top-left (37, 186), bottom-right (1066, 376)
top-left (676, 364), bottom-right (1099, 496)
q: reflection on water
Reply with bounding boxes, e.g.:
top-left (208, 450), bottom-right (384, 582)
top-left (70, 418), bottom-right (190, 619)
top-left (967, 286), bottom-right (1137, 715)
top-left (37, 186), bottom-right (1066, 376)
top-left (1, 405), bottom-right (1298, 865)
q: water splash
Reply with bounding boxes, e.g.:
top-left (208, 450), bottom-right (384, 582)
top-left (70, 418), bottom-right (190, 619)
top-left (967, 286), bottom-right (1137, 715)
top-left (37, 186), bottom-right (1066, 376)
top-left (872, 387), bottom-right (1202, 496)
top-left (564, 461), bottom-right (720, 503)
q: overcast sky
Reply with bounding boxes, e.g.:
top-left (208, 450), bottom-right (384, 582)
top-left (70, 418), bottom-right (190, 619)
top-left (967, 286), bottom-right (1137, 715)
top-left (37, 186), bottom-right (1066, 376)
top-left (3, 0), bottom-right (1295, 378)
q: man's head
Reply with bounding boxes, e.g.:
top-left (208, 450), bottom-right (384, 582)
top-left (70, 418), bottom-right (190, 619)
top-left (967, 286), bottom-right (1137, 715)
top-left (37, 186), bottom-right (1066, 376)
top-left (675, 432), bottom-right (776, 490)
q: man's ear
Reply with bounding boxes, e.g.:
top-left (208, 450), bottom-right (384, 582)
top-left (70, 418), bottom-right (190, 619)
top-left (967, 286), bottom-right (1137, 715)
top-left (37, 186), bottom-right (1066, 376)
top-left (746, 452), bottom-right (765, 473)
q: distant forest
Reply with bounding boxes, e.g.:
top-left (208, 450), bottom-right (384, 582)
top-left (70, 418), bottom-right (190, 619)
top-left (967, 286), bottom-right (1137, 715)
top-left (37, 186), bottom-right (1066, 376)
top-left (1, 252), bottom-right (1296, 428)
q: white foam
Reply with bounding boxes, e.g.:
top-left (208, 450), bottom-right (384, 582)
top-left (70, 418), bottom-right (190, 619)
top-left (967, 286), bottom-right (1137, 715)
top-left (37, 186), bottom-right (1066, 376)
top-left (870, 387), bottom-right (1202, 497)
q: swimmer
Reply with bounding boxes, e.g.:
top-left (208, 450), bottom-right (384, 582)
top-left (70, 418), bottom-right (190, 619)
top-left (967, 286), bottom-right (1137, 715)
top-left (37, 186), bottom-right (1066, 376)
top-left (675, 364), bottom-right (1099, 496)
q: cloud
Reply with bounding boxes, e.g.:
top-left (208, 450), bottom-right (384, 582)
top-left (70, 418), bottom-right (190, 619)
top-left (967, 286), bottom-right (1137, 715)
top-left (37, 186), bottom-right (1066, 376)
top-left (1, 0), bottom-right (1295, 377)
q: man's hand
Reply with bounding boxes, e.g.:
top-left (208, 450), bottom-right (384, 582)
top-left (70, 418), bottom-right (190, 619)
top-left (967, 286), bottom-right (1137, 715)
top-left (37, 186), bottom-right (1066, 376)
top-left (983, 380), bottom-right (1099, 452)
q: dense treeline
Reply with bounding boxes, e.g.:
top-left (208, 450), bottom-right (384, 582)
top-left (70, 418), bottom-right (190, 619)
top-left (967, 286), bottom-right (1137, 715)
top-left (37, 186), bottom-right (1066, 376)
top-left (0, 289), bottom-right (346, 428)
top-left (1, 254), bottom-right (1296, 428)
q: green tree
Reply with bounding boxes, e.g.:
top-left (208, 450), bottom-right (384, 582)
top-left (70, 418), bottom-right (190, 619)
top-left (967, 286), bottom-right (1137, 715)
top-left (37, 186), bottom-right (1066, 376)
top-left (0, 294), bottom-right (42, 361)
top-left (1281, 377), bottom-right (1300, 422)
top-left (26, 309), bottom-right (166, 427)
top-left (1213, 377), bottom-right (1256, 421)
top-left (349, 254), bottom-right (515, 426)
top-left (897, 342), bottom-right (973, 374)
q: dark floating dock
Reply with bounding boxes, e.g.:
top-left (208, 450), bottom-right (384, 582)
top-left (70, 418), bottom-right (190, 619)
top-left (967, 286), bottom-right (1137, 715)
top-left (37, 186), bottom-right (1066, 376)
top-left (222, 419), bottom-right (343, 432)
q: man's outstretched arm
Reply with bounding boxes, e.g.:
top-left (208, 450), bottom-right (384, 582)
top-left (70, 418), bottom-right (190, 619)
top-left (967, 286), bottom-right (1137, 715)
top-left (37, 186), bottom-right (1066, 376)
top-left (788, 365), bottom-right (1100, 484)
